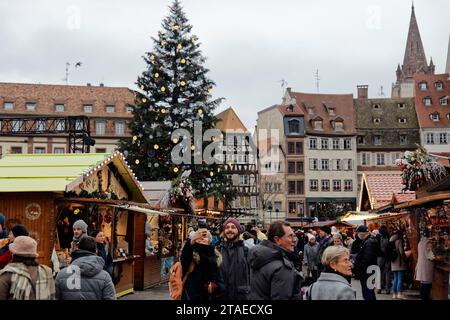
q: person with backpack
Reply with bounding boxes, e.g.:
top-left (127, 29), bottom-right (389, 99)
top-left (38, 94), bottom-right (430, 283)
top-left (179, 228), bottom-right (225, 300)
top-left (353, 225), bottom-right (379, 300)
top-left (0, 236), bottom-right (55, 300)
top-left (217, 218), bottom-right (250, 300)
top-left (389, 229), bottom-right (408, 299)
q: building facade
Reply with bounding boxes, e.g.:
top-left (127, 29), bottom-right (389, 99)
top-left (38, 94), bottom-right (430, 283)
top-left (215, 107), bottom-right (259, 224)
top-left (391, 5), bottom-right (435, 98)
top-left (0, 82), bottom-right (135, 157)
top-left (414, 73), bottom-right (450, 156)
top-left (283, 89), bottom-right (358, 219)
top-left (255, 105), bottom-right (289, 225)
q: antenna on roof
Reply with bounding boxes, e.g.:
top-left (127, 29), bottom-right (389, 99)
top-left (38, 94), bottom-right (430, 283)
top-left (63, 61), bottom-right (82, 85)
top-left (314, 69), bottom-right (320, 93)
top-left (278, 78), bottom-right (288, 96)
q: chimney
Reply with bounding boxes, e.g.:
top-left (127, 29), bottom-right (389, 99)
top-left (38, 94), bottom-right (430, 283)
top-left (357, 85), bottom-right (368, 99)
top-left (99, 83), bottom-right (104, 87)
top-left (87, 83), bottom-right (91, 86)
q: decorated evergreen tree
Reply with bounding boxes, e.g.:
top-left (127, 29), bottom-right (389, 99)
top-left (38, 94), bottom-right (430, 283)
top-left (119, 0), bottom-right (236, 207)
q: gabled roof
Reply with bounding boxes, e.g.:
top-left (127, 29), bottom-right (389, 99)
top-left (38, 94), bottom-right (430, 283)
top-left (0, 152), bottom-right (148, 202)
top-left (358, 173), bottom-right (415, 210)
top-left (215, 107), bottom-right (248, 132)
top-left (289, 91), bottom-right (355, 135)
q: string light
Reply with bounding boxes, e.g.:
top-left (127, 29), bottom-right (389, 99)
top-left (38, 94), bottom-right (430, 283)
top-left (133, 136), bottom-right (138, 141)
top-left (154, 73), bottom-right (159, 78)
top-left (135, 159), bottom-right (140, 165)
top-left (181, 58), bottom-right (186, 64)
top-left (154, 144), bottom-right (159, 150)
top-left (161, 86), bottom-right (166, 92)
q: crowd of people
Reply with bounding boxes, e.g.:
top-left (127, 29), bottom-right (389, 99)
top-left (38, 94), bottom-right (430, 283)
top-left (0, 212), bottom-right (116, 300)
top-left (176, 218), bottom-right (437, 301)
top-left (0, 210), bottom-right (437, 300)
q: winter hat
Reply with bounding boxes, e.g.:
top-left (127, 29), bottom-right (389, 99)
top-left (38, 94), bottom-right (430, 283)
top-left (319, 226), bottom-right (331, 235)
top-left (356, 225), bottom-right (369, 233)
top-left (242, 231), bottom-right (252, 240)
top-left (9, 236), bottom-right (38, 258)
top-left (77, 236), bottom-right (97, 253)
top-left (307, 234), bottom-right (316, 242)
top-left (11, 224), bottom-right (29, 238)
top-left (73, 220), bottom-right (88, 234)
top-left (223, 218), bottom-right (242, 235)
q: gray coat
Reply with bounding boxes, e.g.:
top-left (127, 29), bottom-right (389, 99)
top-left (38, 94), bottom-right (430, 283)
top-left (303, 243), bottom-right (320, 271)
top-left (389, 234), bottom-right (407, 272)
top-left (55, 250), bottom-right (116, 300)
top-left (308, 272), bottom-right (356, 300)
top-left (415, 236), bottom-right (435, 283)
top-left (248, 240), bottom-right (302, 300)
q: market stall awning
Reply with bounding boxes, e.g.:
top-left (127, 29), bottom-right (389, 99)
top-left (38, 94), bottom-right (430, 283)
top-left (341, 211), bottom-right (379, 226)
top-left (111, 204), bottom-right (169, 216)
top-left (364, 212), bottom-right (408, 223)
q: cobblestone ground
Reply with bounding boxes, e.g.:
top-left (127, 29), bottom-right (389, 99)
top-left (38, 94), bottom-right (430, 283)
top-left (119, 281), bottom-right (421, 300)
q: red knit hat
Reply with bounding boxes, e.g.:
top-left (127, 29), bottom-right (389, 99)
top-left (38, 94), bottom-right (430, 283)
top-left (223, 218), bottom-right (242, 234)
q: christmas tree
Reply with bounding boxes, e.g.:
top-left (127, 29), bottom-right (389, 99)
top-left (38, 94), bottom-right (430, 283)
top-left (119, 0), bottom-right (236, 207)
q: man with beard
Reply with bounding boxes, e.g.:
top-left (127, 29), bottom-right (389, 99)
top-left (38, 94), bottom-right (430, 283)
top-left (249, 221), bottom-right (302, 300)
top-left (218, 218), bottom-right (250, 300)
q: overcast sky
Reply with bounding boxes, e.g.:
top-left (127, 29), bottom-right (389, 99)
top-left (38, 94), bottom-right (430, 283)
top-left (0, 0), bottom-right (449, 131)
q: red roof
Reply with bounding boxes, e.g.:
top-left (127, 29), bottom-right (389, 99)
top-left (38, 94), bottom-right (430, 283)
top-left (288, 91), bottom-right (355, 134)
top-left (277, 104), bottom-right (304, 116)
top-left (391, 193), bottom-right (416, 204)
top-left (414, 73), bottom-right (450, 129)
top-left (364, 173), bottom-right (415, 209)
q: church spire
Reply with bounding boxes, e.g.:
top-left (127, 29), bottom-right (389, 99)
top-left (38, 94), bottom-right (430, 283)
top-left (399, 4), bottom-right (430, 80)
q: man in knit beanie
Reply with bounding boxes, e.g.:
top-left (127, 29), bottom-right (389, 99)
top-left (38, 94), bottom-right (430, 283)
top-left (217, 217), bottom-right (250, 299)
top-left (71, 220), bottom-right (88, 252)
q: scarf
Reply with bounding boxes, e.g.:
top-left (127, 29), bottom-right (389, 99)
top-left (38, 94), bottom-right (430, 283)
top-left (324, 268), bottom-right (352, 284)
top-left (0, 262), bottom-right (54, 300)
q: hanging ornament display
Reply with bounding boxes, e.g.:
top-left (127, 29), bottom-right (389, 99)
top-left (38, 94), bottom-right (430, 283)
top-left (154, 144), bottom-right (159, 150)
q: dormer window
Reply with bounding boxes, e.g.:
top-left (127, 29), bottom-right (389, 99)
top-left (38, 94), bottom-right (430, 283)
top-left (307, 107), bottom-right (314, 115)
top-left (372, 104), bottom-right (380, 110)
top-left (314, 120), bottom-right (323, 130)
top-left (440, 96), bottom-right (448, 106)
top-left (435, 81), bottom-right (444, 91)
top-left (423, 97), bottom-right (432, 106)
top-left (398, 118), bottom-right (407, 124)
top-left (398, 103), bottom-right (406, 109)
top-left (288, 119), bottom-right (300, 134)
top-left (373, 118), bottom-right (381, 124)
top-left (328, 108), bottom-right (335, 116)
top-left (430, 112), bottom-right (440, 122)
top-left (287, 105), bottom-right (294, 112)
top-left (334, 121), bottom-right (343, 131)
top-left (419, 81), bottom-right (428, 91)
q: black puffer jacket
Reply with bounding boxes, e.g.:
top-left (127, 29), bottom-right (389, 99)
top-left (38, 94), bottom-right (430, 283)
top-left (353, 236), bottom-right (379, 280)
top-left (248, 240), bottom-right (302, 300)
top-left (218, 240), bottom-right (250, 300)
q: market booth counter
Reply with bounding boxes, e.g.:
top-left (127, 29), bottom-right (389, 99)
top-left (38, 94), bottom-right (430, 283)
top-left (0, 152), bottom-right (165, 298)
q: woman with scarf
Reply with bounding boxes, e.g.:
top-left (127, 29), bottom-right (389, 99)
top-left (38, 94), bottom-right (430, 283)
top-left (306, 245), bottom-right (355, 300)
top-left (180, 228), bottom-right (225, 300)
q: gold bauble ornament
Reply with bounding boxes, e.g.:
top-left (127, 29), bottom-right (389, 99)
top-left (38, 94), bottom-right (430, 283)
top-left (142, 98), bottom-right (147, 103)
top-left (209, 171), bottom-right (214, 177)
top-left (161, 108), bottom-right (166, 113)
top-left (161, 40), bottom-right (166, 46)
top-left (132, 136), bottom-right (138, 141)
top-left (173, 167), bottom-right (179, 173)
top-left (177, 44), bottom-right (182, 50)
top-left (154, 144), bottom-right (159, 150)
top-left (140, 84), bottom-right (145, 90)
top-left (160, 86), bottom-right (166, 92)
top-left (135, 159), bottom-right (140, 165)
top-left (181, 58), bottom-right (186, 64)
top-left (174, 25), bottom-right (180, 30)
top-left (154, 73), bottom-right (159, 78)
top-left (180, 80), bottom-right (186, 87)
top-left (172, 138), bottom-right (178, 144)
top-left (74, 209), bottom-right (80, 215)
top-left (197, 109), bottom-right (203, 115)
